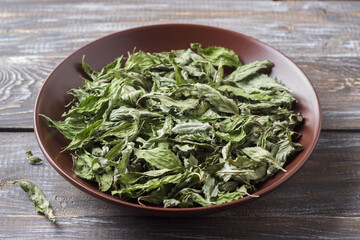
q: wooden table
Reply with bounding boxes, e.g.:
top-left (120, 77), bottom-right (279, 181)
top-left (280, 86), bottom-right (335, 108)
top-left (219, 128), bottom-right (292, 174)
top-left (1, 1), bottom-right (359, 239)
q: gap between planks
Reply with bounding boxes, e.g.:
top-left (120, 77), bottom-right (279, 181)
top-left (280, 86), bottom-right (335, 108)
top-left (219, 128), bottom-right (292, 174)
top-left (0, 128), bottom-right (34, 132)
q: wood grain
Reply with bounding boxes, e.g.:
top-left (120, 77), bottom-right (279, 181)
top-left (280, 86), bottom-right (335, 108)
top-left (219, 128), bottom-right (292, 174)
top-left (0, 216), bottom-right (359, 239)
top-left (1, 131), bottom-right (359, 239)
top-left (0, 0), bottom-right (359, 129)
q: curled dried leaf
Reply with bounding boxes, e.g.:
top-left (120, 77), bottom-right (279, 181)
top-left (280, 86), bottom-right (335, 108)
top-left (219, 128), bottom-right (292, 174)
top-left (12, 179), bottom-right (56, 222)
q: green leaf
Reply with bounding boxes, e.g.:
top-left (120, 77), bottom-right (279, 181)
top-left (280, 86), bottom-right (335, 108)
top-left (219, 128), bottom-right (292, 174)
top-left (40, 115), bottom-right (86, 140)
top-left (191, 43), bottom-right (242, 67)
top-left (125, 51), bottom-right (161, 73)
top-left (97, 122), bottom-right (138, 141)
top-left (82, 56), bottom-right (100, 80)
top-left (217, 85), bottom-right (253, 100)
top-left (116, 142), bottom-right (135, 176)
top-left (134, 147), bottom-right (183, 169)
top-left (139, 93), bottom-right (199, 113)
top-left (139, 188), bottom-right (169, 205)
top-left (96, 171), bottom-right (114, 192)
top-left (119, 168), bottom-right (180, 186)
top-left (272, 131), bottom-right (303, 165)
top-left (215, 185), bottom-right (248, 205)
top-left (98, 56), bottom-right (123, 79)
top-left (221, 141), bottom-right (232, 160)
top-left (168, 51), bottom-right (186, 85)
top-left (213, 59), bottom-right (224, 87)
top-left (72, 152), bottom-right (95, 180)
top-left (120, 85), bottom-right (145, 106)
top-left (195, 83), bottom-right (239, 115)
top-left (163, 198), bottom-right (181, 208)
top-left (12, 179), bottom-right (56, 222)
top-left (26, 151), bottom-right (43, 165)
top-left (216, 115), bottom-right (248, 132)
top-left (174, 132), bottom-right (212, 144)
top-left (202, 176), bottom-right (219, 201)
top-left (109, 106), bottom-right (162, 121)
top-left (197, 108), bottom-right (223, 122)
top-left (224, 60), bottom-right (273, 83)
top-left (233, 74), bottom-right (290, 93)
top-left (65, 120), bottom-right (103, 150)
top-left (242, 147), bottom-right (286, 172)
top-left (184, 154), bottom-right (198, 169)
top-left (112, 173), bottom-right (184, 195)
top-left (177, 188), bottom-right (214, 207)
top-left (216, 129), bottom-right (246, 143)
top-left (172, 122), bottom-right (211, 134)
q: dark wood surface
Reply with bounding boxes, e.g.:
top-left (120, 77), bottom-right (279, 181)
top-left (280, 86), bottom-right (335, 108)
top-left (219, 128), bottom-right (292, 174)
top-left (0, 1), bottom-right (359, 239)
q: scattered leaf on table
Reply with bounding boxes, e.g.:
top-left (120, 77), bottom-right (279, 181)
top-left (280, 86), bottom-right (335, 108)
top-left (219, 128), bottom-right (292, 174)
top-left (26, 151), bottom-right (43, 165)
top-left (11, 179), bottom-right (56, 222)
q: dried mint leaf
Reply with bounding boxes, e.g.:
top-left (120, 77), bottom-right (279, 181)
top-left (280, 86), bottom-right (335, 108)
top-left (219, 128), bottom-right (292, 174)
top-left (12, 179), bottom-right (56, 222)
top-left (26, 151), bottom-right (43, 165)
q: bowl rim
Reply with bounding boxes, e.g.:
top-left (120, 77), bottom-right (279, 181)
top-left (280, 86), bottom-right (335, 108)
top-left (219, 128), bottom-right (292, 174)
top-left (34, 23), bottom-right (322, 215)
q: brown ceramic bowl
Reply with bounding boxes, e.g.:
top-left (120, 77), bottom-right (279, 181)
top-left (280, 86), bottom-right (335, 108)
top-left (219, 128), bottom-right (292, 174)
top-left (34, 24), bottom-right (321, 217)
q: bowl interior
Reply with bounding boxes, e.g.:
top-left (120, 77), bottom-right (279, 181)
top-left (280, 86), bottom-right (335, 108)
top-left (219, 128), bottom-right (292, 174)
top-left (34, 24), bottom-right (321, 216)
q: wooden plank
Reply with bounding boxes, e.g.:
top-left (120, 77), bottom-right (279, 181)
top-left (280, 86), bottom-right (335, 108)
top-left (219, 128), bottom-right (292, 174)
top-left (0, 0), bottom-right (358, 58)
top-left (0, 216), bottom-right (359, 239)
top-left (296, 57), bottom-right (360, 130)
top-left (0, 1), bottom-right (359, 129)
top-left (0, 131), bottom-right (359, 238)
